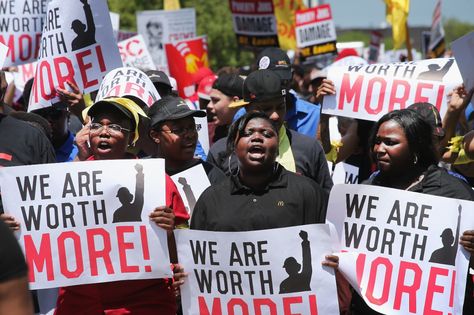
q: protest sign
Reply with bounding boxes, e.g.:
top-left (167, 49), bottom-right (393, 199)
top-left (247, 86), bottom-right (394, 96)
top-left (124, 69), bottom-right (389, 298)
top-left (110, 12), bottom-right (120, 40)
top-left (323, 58), bottom-right (463, 121)
top-left (171, 164), bottom-right (210, 216)
top-left (229, 0), bottom-right (279, 49)
top-left (0, 42), bottom-right (8, 68)
top-left (195, 114), bottom-right (210, 156)
top-left (95, 67), bottom-right (160, 107)
top-left (137, 8), bottom-right (196, 73)
top-left (165, 36), bottom-right (209, 98)
top-left (13, 61), bottom-right (37, 92)
top-left (273, 0), bottom-right (305, 50)
top-left (452, 31), bottom-right (474, 99)
top-left (428, 0), bottom-right (445, 58)
top-left (326, 184), bottom-right (474, 314)
top-left (176, 224), bottom-right (339, 315)
top-left (28, 0), bottom-right (122, 112)
top-left (295, 4), bottom-right (337, 63)
top-left (328, 162), bottom-right (359, 185)
top-left (118, 35), bottom-right (156, 71)
top-left (0, 159), bottom-right (173, 290)
top-left (0, 0), bottom-right (47, 67)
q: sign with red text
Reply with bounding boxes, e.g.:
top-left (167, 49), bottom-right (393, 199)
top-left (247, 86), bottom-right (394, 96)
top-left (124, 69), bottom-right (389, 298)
top-left (0, 0), bottom-right (48, 67)
top-left (28, 0), bottom-right (122, 111)
top-left (171, 164), bottom-right (210, 217)
top-left (326, 184), bottom-right (474, 314)
top-left (229, 0), bottom-right (279, 49)
top-left (175, 224), bottom-right (339, 315)
top-left (118, 35), bottom-right (156, 71)
top-left (136, 8), bottom-right (196, 73)
top-left (13, 61), bottom-right (37, 92)
top-left (165, 36), bottom-right (209, 98)
top-left (323, 58), bottom-right (463, 121)
top-left (0, 159), bottom-right (172, 290)
top-left (95, 67), bottom-right (160, 107)
top-left (295, 4), bottom-right (337, 62)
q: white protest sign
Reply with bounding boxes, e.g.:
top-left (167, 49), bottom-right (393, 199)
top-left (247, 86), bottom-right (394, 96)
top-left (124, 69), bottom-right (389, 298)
top-left (110, 12), bottom-right (120, 40)
top-left (323, 58), bottom-right (463, 121)
top-left (118, 35), bottom-right (156, 71)
top-left (195, 114), bottom-right (210, 156)
top-left (95, 67), bottom-right (160, 107)
top-left (326, 184), bottom-right (474, 315)
top-left (136, 8), bottom-right (196, 73)
top-left (0, 0), bottom-right (48, 67)
top-left (171, 164), bottom-right (210, 217)
top-left (13, 61), bottom-right (37, 92)
top-left (328, 161), bottom-right (359, 184)
top-left (28, 0), bottom-right (122, 111)
top-left (0, 42), bottom-right (8, 68)
top-left (0, 159), bottom-right (172, 290)
top-left (452, 31), bottom-right (474, 96)
top-left (176, 224), bottom-right (340, 314)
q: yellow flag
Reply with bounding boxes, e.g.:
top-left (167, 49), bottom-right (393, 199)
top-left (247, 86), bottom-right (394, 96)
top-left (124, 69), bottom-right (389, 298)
top-left (164, 0), bottom-right (180, 10)
top-left (385, 0), bottom-right (410, 49)
top-left (273, 0), bottom-right (306, 50)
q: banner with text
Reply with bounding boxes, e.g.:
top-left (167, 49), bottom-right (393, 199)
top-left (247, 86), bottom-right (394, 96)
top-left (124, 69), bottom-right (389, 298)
top-left (0, 0), bottom-right (48, 66)
top-left (136, 8), bottom-right (196, 74)
top-left (0, 159), bottom-right (172, 289)
top-left (28, 0), bottom-right (122, 111)
top-left (176, 224), bottom-right (339, 315)
top-left (118, 34), bottom-right (156, 71)
top-left (326, 184), bottom-right (474, 314)
top-left (323, 58), bottom-right (463, 121)
top-left (229, 0), bottom-right (279, 49)
top-left (295, 4), bottom-right (337, 63)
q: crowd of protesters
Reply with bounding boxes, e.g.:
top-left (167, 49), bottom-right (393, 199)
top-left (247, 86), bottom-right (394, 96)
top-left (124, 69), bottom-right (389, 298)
top-left (0, 31), bottom-right (473, 315)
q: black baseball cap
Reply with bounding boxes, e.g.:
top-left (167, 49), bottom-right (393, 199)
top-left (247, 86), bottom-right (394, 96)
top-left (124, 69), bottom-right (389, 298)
top-left (229, 70), bottom-right (286, 108)
top-left (256, 47), bottom-right (292, 81)
top-left (407, 102), bottom-right (445, 138)
top-left (146, 70), bottom-right (172, 88)
top-left (212, 73), bottom-right (244, 98)
top-left (148, 96), bottom-right (206, 128)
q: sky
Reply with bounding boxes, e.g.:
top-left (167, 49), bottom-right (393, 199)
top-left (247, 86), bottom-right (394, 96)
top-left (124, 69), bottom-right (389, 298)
top-left (317, 0), bottom-right (474, 29)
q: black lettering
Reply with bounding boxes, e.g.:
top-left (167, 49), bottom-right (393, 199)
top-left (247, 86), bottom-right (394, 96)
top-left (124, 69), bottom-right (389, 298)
top-left (16, 176), bottom-right (38, 201)
top-left (257, 241), bottom-right (270, 265)
top-left (194, 269), bottom-right (212, 293)
top-left (190, 240), bottom-right (219, 265)
top-left (61, 203), bottom-right (75, 228)
top-left (92, 171), bottom-right (103, 195)
top-left (216, 271), bottom-right (228, 294)
top-left (20, 205), bottom-right (42, 231)
top-left (229, 242), bottom-right (243, 266)
top-left (344, 222), bottom-right (365, 248)
top-left (366, 226), bottom-right (380, 252)
top-left (46, 204), bottom-right (59, 229)
top-left (259, 270), bottom-right (273, 295)
top-left (411, 234), bottom-right (427, 260)
top-left (93, 199), bottom-right (107, 224)
top-left (229, 271), bottom-right (243, 295)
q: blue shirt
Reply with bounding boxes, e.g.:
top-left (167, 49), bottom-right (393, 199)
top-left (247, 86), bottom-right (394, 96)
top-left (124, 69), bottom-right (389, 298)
top-left (56, 131), bottom-right (78, 163)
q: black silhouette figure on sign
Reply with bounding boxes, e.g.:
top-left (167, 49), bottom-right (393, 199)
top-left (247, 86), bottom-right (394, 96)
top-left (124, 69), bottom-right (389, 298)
top-left (417, 58), bottom-right (454, 81)
top-left (71, 0), bottom-right (97, 51)
top-left (279, 230), bottom-right (313, 294)
top-left (429, 205), bottom-right (462, 266)
top-left (178, 177), bottom-right (196, 213)
top-left (113, 164), bottom-right (144, 223)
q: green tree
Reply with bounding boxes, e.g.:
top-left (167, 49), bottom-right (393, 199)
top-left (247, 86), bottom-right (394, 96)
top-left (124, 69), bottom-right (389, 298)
top-left (444, 18), bottom-right (474, 45)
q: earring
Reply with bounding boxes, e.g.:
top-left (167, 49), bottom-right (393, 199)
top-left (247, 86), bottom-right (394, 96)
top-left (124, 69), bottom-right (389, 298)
top-left (273, 162), bottom-right (279, 174)
top-left (228, 155), bottom-right (239, 176)
top-left (413, 155), bottom-right (418, 165)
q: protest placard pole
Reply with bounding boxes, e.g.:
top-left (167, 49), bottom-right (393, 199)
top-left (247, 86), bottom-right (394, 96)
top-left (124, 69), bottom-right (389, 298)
top-left (405, 21), bottom-right (413, 61)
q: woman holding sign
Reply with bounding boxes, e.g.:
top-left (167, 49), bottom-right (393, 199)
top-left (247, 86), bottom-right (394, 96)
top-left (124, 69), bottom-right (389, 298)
top-left (56, 98), bottom-right (189, 314)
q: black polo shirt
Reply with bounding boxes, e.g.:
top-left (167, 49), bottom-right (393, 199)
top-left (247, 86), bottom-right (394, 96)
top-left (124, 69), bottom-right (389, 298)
top-left (207, 127), bottom-right (333, 193)
top-left (190, 165), bottom-right (327, 231)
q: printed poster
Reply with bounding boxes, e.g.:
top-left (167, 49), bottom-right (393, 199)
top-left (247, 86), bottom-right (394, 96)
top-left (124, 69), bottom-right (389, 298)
top-left (0, 159), bottom-right (173, 290)
top-left (118, 34), bottom-right (156, 71)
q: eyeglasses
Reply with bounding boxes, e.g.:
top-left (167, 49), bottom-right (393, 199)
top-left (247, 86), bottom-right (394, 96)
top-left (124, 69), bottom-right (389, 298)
top-left (89, 123), bottom-right (131, 135)
top-left (160, 125), bottom-right (201, 137)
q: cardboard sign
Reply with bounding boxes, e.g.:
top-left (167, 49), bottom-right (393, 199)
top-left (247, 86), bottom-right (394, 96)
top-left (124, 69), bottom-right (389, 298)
top-left (13, 61), bottom-right (37, 92)
top-left (195, 114), bottom-right (210, 155)
top-left (0, 159), bottom-right (173, 290)
top-left (118, 35), bottom-right (156, 71)
top-left (165, 36), bottom-right (209, 98)
top-left (328, 162), bottom-right (359, 185)
top-left (323, 58), bottom-right (463, 121)
top-left (175, 224), bottom-right (340, 314)
top-left (429, 0), bottom-right (445, 58)
top-left (0, 0), bottom-right (48, 66)
top-left (452, 31), bottom-right (474, 97)
top-left (295, 4), bottom-right (337, 62)
top-left (0, 42), bottom-right (8, 68)
top-left (229, 0), bottom-right (279, 49)
top-left (171, 164), bottom-right (210, 217)
top-left (95, 67), bottom-right (160, 107)
top-left (28, 0), bottom-right (122, 111)
top-left (136, 8), bottom-right (196, 73)
top-left (326, 184), bottom-right (474, 315)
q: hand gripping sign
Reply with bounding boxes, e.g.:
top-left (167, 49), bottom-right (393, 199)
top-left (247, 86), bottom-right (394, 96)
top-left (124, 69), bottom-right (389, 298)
top-left (28, 0), bottom-right (122, 111)
top-left (0, 159), bottom-right (172, 290)
top-left (326, 184), bottom-right (474, 315)
top-left (175, 224), bottom-right (340, 315)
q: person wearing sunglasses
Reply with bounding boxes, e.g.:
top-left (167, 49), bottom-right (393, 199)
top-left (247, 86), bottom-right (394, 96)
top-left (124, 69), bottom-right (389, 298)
top-left (148, 95), bottom-right (226, 185)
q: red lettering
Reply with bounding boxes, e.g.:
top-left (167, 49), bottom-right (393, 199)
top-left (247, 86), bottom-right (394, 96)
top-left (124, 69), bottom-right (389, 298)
top-left (339, 73), bottom-right (363, 112)
top-left (77, 49), bottom-right (98, 89)
top-left (140, 226), bottom-right (152, 272)
top-left (117, 226), bottom-right (139, 273)
top-left (394, 261), bottom-right (422, 312)
top-left (254, 298), bottom-right (277, 315)
top-left (24, 234), bottom-right (54, 282)
top-left (228, 298), bottom-right (249, 315)
top-left (365, 77), bottom-right (386, 115)
top-left (435, 85), bottom-right (445, 111)
top-left (21, 63), bottom-right (36, 82)
top-left (53, 57), bottom-right (77, 89)
top-left (424, 266), bottom-right (449, 315)
top-left (198, 296), bottom-right (222, 315)
top-left (86, 228), bottom-right (114, 276)
top-left (19, 34), bottom-right (32, 61)
top-left (57, 231), bottom-right (84, 279)
top-left (126, 39), bottom-right (143, 57)
top-left (124, 82), bottom-right (145, 99)
top-left (283, 296), bottom-right (302, 315)
top-left (309, 295), bottom-right (318, 315)
top-left (0, 34), bottom-right (15, 62)
top-left (414, 82), bottom-right (433, 104)
top-left (366, 257), bottom-right (392, 305)
top-left (449, 270), bottom-right (456, 309)
top-left (389, 79), bottom-right (410, 111)
top-left (36, 60), bottom-right (55, 102)
top-left (96, 45), bottom-right (106, 72)
top-left (356, 253), bottom-right (366, 286)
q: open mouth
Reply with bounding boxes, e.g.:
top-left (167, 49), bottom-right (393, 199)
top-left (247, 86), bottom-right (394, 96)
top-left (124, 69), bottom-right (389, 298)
top-left (98, 142), bottom-right (112, 151)
top-left (248, 145), bottom-right (265, 159)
